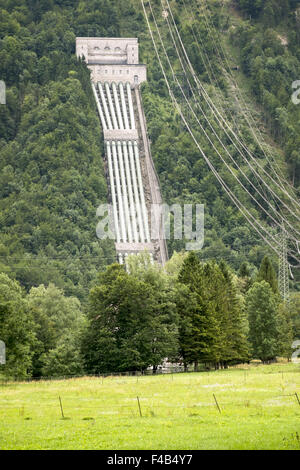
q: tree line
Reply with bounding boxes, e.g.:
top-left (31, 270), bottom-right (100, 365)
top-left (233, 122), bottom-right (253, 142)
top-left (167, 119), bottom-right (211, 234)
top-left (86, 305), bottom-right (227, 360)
top-left (0, 252), bottom-right (298, 380)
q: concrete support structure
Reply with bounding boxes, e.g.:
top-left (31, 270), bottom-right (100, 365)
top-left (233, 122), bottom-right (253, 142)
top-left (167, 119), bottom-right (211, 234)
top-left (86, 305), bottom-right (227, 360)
top-left (76, 37), bottom-right (168, 265)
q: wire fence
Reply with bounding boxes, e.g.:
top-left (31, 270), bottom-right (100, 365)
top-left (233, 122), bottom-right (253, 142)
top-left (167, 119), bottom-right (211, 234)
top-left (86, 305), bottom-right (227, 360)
top-left (0, 366), bottom-right (205, 384)
top-left (0, 392), bottom-right (299, 420)
top-left (0, 359), bottom-right (297, 385)
top-left (0, 367), bottom-right (299, 420)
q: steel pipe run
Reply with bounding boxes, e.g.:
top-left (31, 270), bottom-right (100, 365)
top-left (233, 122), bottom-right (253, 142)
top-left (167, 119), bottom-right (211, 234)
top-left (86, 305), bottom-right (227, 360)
top-left (133, 141), bottom-right (150, 242)
top-left (97, 82), bottom-right (113, 130)
top-left (94, 82), bottom-right (155, 261)
top-left (106, 142), bottom-right (121, 243)
top-left (122, 142), bottom-right (139, 242)
top-left (126, 82), bottom-right (136, 130)
top-left (92, 82), bottom-right (108, 131)
top-left (128, 141), bottom-right (145, 243)
top-left (112, 82), bottom-right (124, 130)
top-left (117, 141), bottom-right (133, 243)
top-left (105, 82), bottom-right (118, 130)
top-left (111, 141), bottom-right (127, 242)
top-left (119, 82), bottom-right (130, 130)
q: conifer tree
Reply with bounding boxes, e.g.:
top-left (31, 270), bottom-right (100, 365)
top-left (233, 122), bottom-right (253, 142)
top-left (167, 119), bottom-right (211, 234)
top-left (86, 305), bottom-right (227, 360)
top-left (83, 262), bottom-right (178, 373)
top-left (256, 255), bottom-right (279, 295)
top-left (218, 261), bottom-right (249, 366)
top-left (246, 281), bottom-right (279, 362)
top-left (238, 262), bottom-right (250, 278)
top-left (176, 254), bottom-right (249, 370)
top-left (276, 303), bottom-right (294, 360)
top-left (176, 253), bottom-right (219, 370)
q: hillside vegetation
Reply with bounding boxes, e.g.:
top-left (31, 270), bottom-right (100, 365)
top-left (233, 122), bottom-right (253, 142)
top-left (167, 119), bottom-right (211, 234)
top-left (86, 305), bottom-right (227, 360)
top-left (0, 0), bottom-right (299, 379)
top-left (0, 0), bottom-right (299, 295)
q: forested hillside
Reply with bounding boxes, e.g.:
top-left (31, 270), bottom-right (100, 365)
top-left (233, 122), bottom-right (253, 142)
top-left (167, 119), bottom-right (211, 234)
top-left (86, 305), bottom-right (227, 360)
top-left (0, 1), bottom-right (299, 377)
top-left (233, 0), bottom-right (300, 185)
top-left (137, 0), bottom-right (300, 283)
top-left (0, 0), bottom-right (122, 302)
top-left (0, 0), bottom-right (299, 296)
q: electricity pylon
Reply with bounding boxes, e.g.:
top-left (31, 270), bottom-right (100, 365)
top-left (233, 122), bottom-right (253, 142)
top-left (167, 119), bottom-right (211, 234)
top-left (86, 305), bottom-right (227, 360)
top-left (278, 224), bottom-right (290, 305)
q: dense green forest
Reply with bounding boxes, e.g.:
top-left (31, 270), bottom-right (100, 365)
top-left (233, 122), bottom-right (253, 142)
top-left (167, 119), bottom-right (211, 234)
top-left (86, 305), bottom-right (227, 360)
top-left (0, 252), bottom-right (298, 378)
top-left (0, 0), bottom-right (299, 378)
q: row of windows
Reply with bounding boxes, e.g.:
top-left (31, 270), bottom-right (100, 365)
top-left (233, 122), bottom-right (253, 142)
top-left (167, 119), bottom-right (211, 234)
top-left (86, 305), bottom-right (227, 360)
top-left (93, 46), bottom-right (136, 52)
top-left (102, 69), bottom-right (131, 75)
top-left (95, 69), bottom-right (139, 83)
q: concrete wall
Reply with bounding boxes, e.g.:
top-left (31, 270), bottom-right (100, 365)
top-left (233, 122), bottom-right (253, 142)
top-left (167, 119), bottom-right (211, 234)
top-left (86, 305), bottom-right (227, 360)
top-left (77, 36), bottom-right (168, 265)
top-left (76, 37), bottom-right (139, 65)
top-left (104, 129), bottom-right (139, 141)
top-left (88, 64), bottom-right (147, 86)
top-left (76, 37), bottom-right (146, 85)
top-left (115, 242), bottom-right (154, 253)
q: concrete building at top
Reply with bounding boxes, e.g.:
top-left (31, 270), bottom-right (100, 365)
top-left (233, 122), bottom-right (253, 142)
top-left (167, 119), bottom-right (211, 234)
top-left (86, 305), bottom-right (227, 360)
top-left (76, 37), bottom-right (147, 86)
top-left (76, 37), bottom-right (168, 266)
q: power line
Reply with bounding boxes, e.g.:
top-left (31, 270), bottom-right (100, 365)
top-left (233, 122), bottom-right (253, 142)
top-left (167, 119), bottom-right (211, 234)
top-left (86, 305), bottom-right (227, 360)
top-left (183, 0), bottom-right (285, 210)
top-left (159, 0), bottom-right (300, 261)
top-left (159, 1), bottom-right (300, 244)
top-left (163, 0), bottom-right (300, 222)
top-left (200, 0), bottom-right (300, 204)
top-left (140, 0), bottom-right (286, 260)
top-left (278, 224), bottom-right (290, 304)
top-left (141, 0), bottom-right (300, 266)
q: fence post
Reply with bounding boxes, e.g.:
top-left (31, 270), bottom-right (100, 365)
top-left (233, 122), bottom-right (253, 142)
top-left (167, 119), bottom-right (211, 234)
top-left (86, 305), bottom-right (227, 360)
top-left (59, 396), bottom-right (64, 419)
top-left (137, 396), bottom-right (142, 417)
top-left (213, 393), bottom-right (222, 414)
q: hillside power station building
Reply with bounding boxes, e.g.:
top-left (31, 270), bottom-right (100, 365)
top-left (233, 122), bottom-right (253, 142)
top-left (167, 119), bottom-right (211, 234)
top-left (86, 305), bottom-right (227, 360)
top-left (76, 37), bottom-right (168, 266)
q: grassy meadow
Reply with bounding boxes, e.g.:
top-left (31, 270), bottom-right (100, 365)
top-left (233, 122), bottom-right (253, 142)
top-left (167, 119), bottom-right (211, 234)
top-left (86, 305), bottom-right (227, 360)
top-left (0, 363), bottom-right (299, 450)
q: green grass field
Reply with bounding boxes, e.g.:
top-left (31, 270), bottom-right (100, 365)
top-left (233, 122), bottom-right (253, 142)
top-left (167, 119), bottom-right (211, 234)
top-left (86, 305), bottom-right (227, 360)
top-left (0, 363), bottom-right (299, 450)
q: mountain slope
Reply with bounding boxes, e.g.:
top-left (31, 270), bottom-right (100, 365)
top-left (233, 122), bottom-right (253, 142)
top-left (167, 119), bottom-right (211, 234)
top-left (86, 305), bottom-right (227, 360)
top-left (0, 0), bottom-right (299, 299)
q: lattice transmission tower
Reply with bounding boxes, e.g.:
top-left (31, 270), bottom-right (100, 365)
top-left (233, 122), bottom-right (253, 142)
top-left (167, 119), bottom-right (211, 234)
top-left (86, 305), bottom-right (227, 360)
top-left (278, 224), bottom-right (290, 305)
